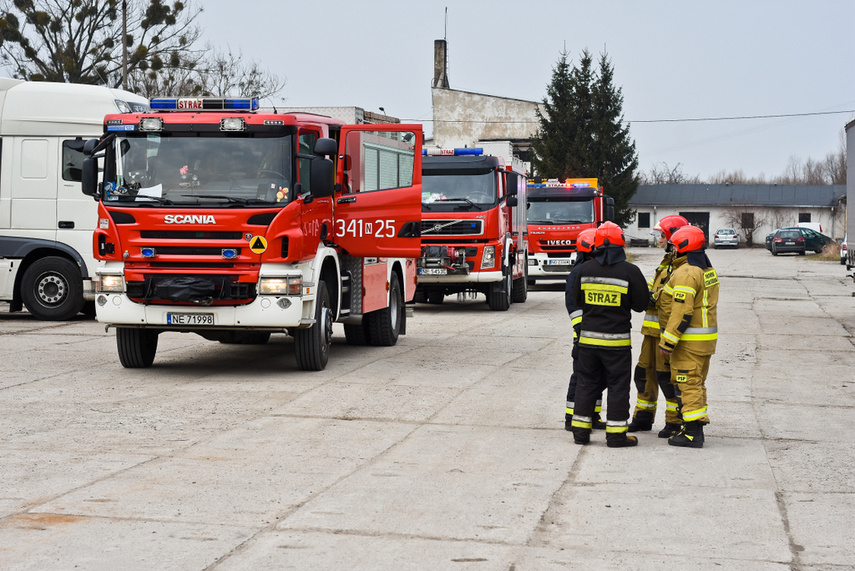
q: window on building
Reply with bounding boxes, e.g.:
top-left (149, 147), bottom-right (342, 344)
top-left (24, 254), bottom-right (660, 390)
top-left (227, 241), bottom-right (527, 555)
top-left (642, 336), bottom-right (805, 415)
top-left (637, 212), bottom-right (650, 228)
top-left (799, 213), bottom-right (811, 223)
top-left (741, 212), bottom-right (754, 229)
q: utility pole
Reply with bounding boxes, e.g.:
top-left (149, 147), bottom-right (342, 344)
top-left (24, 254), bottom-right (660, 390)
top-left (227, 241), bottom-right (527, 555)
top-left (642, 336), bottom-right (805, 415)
top-left (122, 0), bottom-right (128, 89)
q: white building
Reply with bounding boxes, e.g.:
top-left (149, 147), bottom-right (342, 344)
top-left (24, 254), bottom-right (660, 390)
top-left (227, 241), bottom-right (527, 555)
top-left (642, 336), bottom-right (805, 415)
top-left (626, 184), bottom-right (846, 246)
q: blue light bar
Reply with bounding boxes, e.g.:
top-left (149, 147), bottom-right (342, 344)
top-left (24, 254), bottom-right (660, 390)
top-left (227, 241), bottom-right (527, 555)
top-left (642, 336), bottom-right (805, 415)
top-left (150, 97), bottom-right (259, 112)
top-left (454, 148), bottom-right (483, 156)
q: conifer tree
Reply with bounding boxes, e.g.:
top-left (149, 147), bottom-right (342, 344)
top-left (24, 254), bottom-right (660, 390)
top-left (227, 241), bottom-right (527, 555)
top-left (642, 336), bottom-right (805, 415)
top-left (532, 49), bottom-right (639, 227)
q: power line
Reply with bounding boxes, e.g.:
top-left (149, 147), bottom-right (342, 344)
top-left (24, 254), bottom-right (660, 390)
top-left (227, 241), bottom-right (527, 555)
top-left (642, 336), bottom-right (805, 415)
top-left (405, 108), bottom-right (855, 125)
top-left (628, 109), bottom-right (855, 124)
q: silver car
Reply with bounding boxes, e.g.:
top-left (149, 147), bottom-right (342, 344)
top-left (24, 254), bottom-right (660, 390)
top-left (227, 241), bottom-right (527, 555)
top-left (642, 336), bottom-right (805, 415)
top-left (713, 228), bottom-right (739, 248)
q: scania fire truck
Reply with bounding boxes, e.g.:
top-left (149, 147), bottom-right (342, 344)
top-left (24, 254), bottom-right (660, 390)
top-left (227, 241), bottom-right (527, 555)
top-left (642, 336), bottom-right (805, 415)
top-left (81, 97), bottom-right (423, 370)
top-left (415, 149), bottom-right (527, 310)
top-left (526, 178), bottom-right (614, 285)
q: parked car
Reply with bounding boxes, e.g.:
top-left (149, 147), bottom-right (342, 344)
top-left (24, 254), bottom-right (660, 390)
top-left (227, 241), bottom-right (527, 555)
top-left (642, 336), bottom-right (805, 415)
top-left (770, 228), bottom-right (805, 256)
top-left (713, 228), bottom-right (739, 248)
top-left (765, 230), bottom-right (776, 251)
top-left (841, 234), bottom-right (848, 265)
top-left (789, 227), bottom-right (834, 253)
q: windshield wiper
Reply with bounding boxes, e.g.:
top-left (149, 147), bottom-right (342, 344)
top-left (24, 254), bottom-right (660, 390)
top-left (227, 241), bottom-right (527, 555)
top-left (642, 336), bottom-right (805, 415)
top-left (184, 194), bottom-right (249, 204)
top-left (440, 197), bottom-right (483, 210)
top-left (133, 195), bottom-right (173, 205)
top-left (553, 219), bottom-right (585, 224)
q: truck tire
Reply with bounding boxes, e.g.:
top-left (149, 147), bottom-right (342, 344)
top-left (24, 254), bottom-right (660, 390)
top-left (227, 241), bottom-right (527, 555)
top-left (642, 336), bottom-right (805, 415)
top-left (20, 256), bottom-right (84, 321)
top-left (294, 281), bottom-right (332, 371)
top-left (344, 322), bottom-right (371, 346)
top-left (512, 264), bottom-right (528, 303)
top-left (366, 272), bottom-right (403, 346)
top-left (488, 271), bottom-right (512, 311)
top-left (116, 328), bottom-right (159, 368)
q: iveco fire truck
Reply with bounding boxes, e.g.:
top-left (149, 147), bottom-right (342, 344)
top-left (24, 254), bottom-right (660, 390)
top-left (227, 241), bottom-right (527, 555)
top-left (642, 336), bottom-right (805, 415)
top-left (526, 178), bottom-right (614, 285)
top-left (81, 97), bottom-right (422, 370)
top-left (415, 149), bottom-right (527, 310)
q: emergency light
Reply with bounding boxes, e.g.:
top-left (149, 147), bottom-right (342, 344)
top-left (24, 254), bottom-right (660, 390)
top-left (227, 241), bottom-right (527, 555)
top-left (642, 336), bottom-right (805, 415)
top-left (424, 147), bottom-right (484, 156)
top-left (150, 97), bottom-right (259, 112)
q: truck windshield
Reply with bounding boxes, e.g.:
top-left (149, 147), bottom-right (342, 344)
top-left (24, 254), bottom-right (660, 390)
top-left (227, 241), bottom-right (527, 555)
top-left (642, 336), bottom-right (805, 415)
top-left (527, 199), bottom-right (594, 224)
top-left (422, 171), bottom-right (496, 210)
top-left (110, 134), bottom-right (294, 206)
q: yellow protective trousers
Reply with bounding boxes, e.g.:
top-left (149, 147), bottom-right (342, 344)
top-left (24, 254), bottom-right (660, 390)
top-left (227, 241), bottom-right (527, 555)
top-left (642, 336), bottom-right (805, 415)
top-left (634, 335), bottom-right (681, 424)
top-left (670, 344), bottom-right (711, 424)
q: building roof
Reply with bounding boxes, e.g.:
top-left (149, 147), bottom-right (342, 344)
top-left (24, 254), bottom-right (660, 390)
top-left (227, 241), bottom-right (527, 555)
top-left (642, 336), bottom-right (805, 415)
top-left (630, 184), bottom-right (846, 208)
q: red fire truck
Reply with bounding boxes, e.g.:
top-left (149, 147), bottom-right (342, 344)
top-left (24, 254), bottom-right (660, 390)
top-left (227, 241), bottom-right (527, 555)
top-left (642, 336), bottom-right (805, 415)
top-left (415, 149), bottom-right (527, 310)
top-left (525, 178), bottom-right (614, 285)
top-left (81, 97), bottom-right (423, 370)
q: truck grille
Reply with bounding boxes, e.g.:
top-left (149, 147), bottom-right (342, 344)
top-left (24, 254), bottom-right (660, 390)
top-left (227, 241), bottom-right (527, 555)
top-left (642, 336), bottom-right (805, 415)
top-left (421, 219), bottom-right (483, 237)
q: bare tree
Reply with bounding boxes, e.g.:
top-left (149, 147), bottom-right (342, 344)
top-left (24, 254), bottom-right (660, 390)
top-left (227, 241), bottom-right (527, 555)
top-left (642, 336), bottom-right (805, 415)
top-left (722, 207), bottom-right (768, 247)
top-left (639, 162), bottom-right (701, 184)
top-left (0, 0), bottom-right (203, 88)
top-left (131, 45), bottom-right (286, 99)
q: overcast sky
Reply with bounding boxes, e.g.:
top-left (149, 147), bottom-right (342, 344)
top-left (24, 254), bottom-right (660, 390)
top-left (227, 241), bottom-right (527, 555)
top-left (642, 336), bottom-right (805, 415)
top-left (199, 1), bottom-right (853, 180)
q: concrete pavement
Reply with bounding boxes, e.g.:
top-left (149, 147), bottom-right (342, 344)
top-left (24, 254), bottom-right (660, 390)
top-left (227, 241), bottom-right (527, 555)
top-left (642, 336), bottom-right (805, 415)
top-left (0, 247), bottom-right (853, 570)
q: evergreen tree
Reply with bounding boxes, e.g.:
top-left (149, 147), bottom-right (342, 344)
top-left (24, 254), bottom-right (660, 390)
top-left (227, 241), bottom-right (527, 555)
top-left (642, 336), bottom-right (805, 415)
top-left (591, 52), bottom-right (638, 227)
top-left (531, 49), bottom-right (639, 227)
top-left (531, 50), bottom-right (576, 178)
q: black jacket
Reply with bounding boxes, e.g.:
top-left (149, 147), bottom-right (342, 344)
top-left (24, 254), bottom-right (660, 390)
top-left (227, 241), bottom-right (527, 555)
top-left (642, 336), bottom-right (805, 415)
top-left (571, 246), bottom-right (648, 349)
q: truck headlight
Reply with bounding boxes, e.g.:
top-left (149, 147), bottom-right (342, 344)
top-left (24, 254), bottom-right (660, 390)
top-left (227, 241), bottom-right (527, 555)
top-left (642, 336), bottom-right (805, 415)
top-left (97, 274), bottom-right (124, 293)
top-left (482, 246), bottom-right (496, 269)
top-left (259, 276), bottom-right (302, 296)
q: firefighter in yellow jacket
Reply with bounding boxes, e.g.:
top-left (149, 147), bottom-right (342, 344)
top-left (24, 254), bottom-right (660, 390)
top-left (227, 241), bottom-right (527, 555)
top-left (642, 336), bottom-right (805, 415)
top-left (629, 215), bottom-right (687, 438)
top-left (658, 225), bottom-right (718, 448)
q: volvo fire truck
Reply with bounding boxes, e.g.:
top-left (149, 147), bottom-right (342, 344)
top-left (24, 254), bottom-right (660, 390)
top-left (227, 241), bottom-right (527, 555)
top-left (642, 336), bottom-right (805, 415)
top-left (81, 97), bottom-right (423, 370)
top-left (415, 149), bottom-right (527, 310)
top-left (526, 178), bottom-right (614, 285)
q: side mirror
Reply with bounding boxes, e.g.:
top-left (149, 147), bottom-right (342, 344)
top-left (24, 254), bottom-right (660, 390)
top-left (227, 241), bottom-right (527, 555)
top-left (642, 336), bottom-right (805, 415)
top-left (506, 196), bottom-right (518, 207)
top-left (310, 157), bottom-right (334, 198)
top-left (81, 157), bottom-right (99, 198)
top-left (314, 137), bottom-right (337, 157)
top-left (83, 138), bottom-right (100, 155)
top-left (606, 197), bottom-right (615, 222)
top-left (505, 171), bottom-right (519, 196)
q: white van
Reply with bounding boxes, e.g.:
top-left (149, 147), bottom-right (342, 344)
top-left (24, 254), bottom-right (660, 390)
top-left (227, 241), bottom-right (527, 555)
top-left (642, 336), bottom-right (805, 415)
top-left (0, 79), bottom-right (148, 320)
top-left (796, 222), bottom-right (824, 234)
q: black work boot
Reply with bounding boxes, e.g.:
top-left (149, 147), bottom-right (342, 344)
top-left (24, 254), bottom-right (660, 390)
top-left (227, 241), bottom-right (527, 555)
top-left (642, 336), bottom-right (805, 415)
top-left (668, 421), bottom-right (704, 448)
top-left (658, 422), bottom-right (682, 439)
top-left (572, 428), bottom-right (591, 445)
top-left (592, 412), bottom-right (606, 430)
top-left (628, 411), bottom-right (654, 432)
top-left (606, 433), bottom-right (638, 448)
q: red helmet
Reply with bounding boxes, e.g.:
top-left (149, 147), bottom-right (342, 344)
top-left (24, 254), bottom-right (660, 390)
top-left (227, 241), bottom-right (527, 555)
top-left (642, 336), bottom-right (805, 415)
top-left (594, 221), bottom-right (625, 248)
top-left (657, 215), bottom-right (689, 241)
top-left (669, 225), bottom-right (707, 254)
top-left (576, 228), bottom-right (598, 253)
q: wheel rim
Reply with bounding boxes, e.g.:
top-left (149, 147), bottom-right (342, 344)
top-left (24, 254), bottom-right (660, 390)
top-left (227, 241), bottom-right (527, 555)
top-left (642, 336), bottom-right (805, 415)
top-left (390, 287), bottom-right (400, 330)
top-left (36, 273), bottom-right (67, 306)
top-left (321, 305), bottom-right (333, 353)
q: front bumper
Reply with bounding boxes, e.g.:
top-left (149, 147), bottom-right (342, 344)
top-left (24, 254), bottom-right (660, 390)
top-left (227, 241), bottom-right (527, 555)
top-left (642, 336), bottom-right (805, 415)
top-left (417, 269), bottom-right (502, 284)
top-left (94, 291), bottom-right (307, 329)
top-left (528, 251), bottom-right (576, 278)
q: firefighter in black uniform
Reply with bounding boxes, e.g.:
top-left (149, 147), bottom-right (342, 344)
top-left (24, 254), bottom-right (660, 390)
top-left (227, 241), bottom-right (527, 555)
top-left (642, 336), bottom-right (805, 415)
top-left (563, 228), bottom-right (605, 431)
top-left (570, 222), bottom-right (649, 447)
